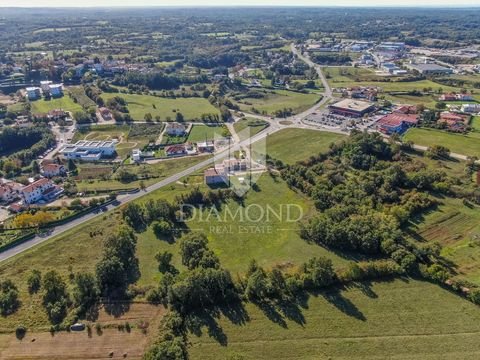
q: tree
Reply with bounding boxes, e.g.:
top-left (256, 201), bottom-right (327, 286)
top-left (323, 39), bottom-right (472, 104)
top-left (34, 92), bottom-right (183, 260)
top-left (179, 232), bottom-right (219, 270)
top-left (155, 251), bottom-right (173, 273)
top-left (121, 203), bottom-right (145, 230)
top-left (0, 279), bottom-right (20, 316)
top-left (42, 270), bottom-right (69, 324)
top-left (152, 220), bottom-right (173, 239)
top-left (72, 273), bottom-right (100, 315)
top-left (27, 269), bottom-right (42, 294)
top-left (67, 158), bottom-right (76, 172)
top-left (32, 160), bottom-right (40, 174)
top-left (144, 113), bottom-right (153, 122)
top-left (175, 112), bottom-right (184, 122)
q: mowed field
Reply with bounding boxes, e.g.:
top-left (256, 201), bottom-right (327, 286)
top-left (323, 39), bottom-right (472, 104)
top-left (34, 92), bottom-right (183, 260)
top-left (265, 128), bottom-right (346, 164)
top-left (188, 279), bottom-right (480, 360)
top-left (233, 89), bottom-right (320, 115)
top-left (101, 93), bottom-right (220, 121)
top-left (30, 95), bottom-right (83, 114)
top-left (233, 117), bottom-right (269, 140)
top-left (403, 128), bottom-right (480, 158)
top-left (0, 303), bottom-right (164, 360)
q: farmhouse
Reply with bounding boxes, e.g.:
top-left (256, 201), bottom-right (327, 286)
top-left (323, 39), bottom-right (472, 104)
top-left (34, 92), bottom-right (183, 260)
top-left (165, 122), bottom-right (187, 136)
top-left (41, 163), bottom-right (66, 177)
top-left (21, 178), bottom-right (63, 204)
top-left (60, 140), bottom-right (116, 161)
top-left (377, 113), bottom-right (418, 135)
top-left (329, 99), bottom-right (375, 117)
top-left (204, 167), bottom-right (227, 185)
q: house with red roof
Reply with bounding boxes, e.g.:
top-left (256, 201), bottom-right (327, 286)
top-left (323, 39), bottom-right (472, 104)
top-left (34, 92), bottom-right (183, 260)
top-left (165, 144), bottom-right (186, 156)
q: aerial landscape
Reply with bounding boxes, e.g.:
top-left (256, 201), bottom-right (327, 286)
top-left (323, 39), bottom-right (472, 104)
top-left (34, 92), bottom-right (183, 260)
top-left (1, 4), bottom-right (480, 359)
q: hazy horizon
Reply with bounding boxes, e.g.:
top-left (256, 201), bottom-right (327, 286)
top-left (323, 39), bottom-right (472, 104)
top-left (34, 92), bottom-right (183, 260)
top-left (1, 1), bottom-right (480, 8)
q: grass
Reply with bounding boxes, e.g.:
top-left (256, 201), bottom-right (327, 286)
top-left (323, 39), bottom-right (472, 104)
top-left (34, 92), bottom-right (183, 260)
top-left (29, 95), bottom-right (83, 114)
top-left (186, 124), bottom-right (230, 143)
top-left (265, 128), bottom-right (346, 164)
top-left (68, 86), bottom-right (96, 110)
top-left (101, 92), bottom-right (220, 121)
top-left (233, 89), bottom-right (320, 116)
top-left (403, 128), bottom-right (480, 158)
top-left (233, 117), bottom-right (269, 140)
top-left (471, 116), bottom-right (480, 131)
top-left (189, 278), bottom-right (480, 360)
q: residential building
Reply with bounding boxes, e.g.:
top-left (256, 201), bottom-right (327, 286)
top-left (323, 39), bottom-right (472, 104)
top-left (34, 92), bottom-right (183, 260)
top-left (98, 107), bottom-right (113, 120)
top-left (49, 84), bottom-right (63, 97)
top-left (197, 141), bottom-right (215, 153)
top-left (26, 87), bottom-right (41, 100)
top-left (204, 167), bottom-right (227, 185)
top-left (461, 104), bottom-right (480, 114)
top-left (165, 123), bottom-right (187, 136)
top-left (0, 181), bottom-right (22, 204)
top-left (41, 163), bottom-right (66, 178)
top-left (132, 149), bottom-right (142, 162)
top-left (329, 99), bottom-right (375, 117)
top-left (47, 109), bottom-right (68, 121)
top-left (222, 159), bottom-right (248, 172)
top-left (40, 80), bottom-right (53, 93)
top-left (439, 93), bottom-right (474, 101)
top-left (60, 140), bottom-right (116, 161)
top-left (438, 112), bottom-right (470, 131)
top-left (377, 113), bottom-right (418, 135)
top-left (165, 144), bottom-right (186, 156)
top-left (21, 178), bottom-right (63, 204)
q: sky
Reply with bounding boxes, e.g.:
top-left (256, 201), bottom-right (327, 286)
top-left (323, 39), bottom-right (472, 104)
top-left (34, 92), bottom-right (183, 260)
top-left (1, 0), bottom-right (479, 7)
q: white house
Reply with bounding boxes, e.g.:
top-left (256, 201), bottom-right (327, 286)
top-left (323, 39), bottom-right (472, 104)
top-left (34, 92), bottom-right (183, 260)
top-left (461, 104), bottom-right (480, 114)
top-left (0, 181), bottom-right (22, 204)
top-left (60, 140), bottom-right (116, 161)
top-left (21, 178), bottom-right (61, 204)
top-left (41, 163), bottom-right (66, 178)
top-left (204, 167), bottom-right (227, 185)
top-left (40, 80), bottom-right (53, 93)
top-left (26, 87), bottom-right (42, 100)
top-left (49, 84), bottom-right (63, 97)
top-left (165, 123), bottom-right (186, 136)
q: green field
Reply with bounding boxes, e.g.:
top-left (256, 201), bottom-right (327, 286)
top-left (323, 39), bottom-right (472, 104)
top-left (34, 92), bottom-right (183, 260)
top-left (403, 128), bottom-right (480, 158)
top-left (186, 124), bottom-right (230, 142)
top-left (471, 116), bottom-right (480, 131)
top-left (189, 278), bottom-right (480, 360)
top-left (29, 95), bottom-right (83, 114)
top-left (101, 92), bottom-right (220, 121)
top-left (265, 128), bottom-right (346, 164)
top-left (408, 196), bottom-right (480, 285)
top-left (233, 117), bottom-right (269, 140)
top-left (233, 89), bottom-right (320, 116)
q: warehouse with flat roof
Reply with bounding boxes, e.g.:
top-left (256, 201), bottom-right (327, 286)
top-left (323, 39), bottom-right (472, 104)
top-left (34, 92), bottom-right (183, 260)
top-left (329, 99), bottom-right (375, 117)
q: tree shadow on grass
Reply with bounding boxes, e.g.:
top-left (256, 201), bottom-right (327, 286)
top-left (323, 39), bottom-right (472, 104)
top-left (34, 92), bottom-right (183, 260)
top-left (185, 301), bottom-right (249, 346)
top-left (103, 300), bottom-right (131, 318)
top-left (320, 288), bottom-right (366, 321)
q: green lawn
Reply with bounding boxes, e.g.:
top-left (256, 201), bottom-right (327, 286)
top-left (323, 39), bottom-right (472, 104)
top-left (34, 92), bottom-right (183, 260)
top-left (471, 116), bottom-right (480, 131)
top-left (403, 128), bottom-right (480, 158)
top-left (101, 93), bottom-right (220, 121)
top-left (29, 95), bottom-right (83, 114)
top-left (186, 124), bottom-right (230, 143)
top-left (265, 128), bottom-right (346, 164)
top-left (233, 89), bottom-right (320, 116)
top-left (233, 117), bottom-right (269, 140)
top-left (189, 278), bottom-right (480, 360)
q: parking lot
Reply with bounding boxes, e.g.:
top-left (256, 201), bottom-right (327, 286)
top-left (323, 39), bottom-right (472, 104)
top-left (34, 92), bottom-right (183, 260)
top-left (305, 111), bottom-right (383, 131)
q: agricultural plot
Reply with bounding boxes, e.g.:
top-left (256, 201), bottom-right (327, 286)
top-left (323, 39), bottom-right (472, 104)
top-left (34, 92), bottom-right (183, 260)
top-left (189, 279), bottom-right (480, 360)
top-left (101, 92), bottom-right (220, 121)
top-left (67, 86), bottom-right (97, 110)
top-left (232, 89), bottom-right (320, 116)
top-left (403, 128), bottom-right (480, 158)
top-left (264, 128), bottom-right (346, 164)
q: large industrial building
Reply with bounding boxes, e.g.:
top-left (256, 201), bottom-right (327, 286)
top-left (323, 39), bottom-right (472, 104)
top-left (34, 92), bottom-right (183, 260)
top-left (60, 140), bottom-right (116, 161)
top-left (329, 99), bottom-right (375, 117)
top-left (406, 63), bottom-right (453, 75)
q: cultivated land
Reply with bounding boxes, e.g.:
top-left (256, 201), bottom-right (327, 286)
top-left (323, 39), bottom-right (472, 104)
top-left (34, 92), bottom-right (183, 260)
top-left (100, 93), bottom-right (220, 121)
top-left (186, 124), bottom-right (230, 143)
top-left (189, 279), bottom-right (480, 360)
top-left (233, 89), bottom-right (320, 115)
top-left (29, 95), bottom-right (83, 114)
top-left (265, 128), bottom-right (346, 164)
top-left (403, 128), bottom-right (480, 158)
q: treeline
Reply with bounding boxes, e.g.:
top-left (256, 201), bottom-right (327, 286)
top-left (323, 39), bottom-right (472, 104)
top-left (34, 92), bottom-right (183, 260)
top-left (311, 53), bottom-right (352, 66)
top-left (112, 71), bottom-right (209, 91)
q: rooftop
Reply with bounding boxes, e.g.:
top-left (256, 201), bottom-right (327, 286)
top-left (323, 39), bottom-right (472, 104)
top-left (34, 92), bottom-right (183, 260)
top-left (330, 98), bottom-right (374, 112)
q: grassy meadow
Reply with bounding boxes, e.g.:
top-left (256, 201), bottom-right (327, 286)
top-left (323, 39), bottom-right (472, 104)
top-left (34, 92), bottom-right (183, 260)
top-left (265, 128), bottom-right (346, 164)
top-left (186, 124), bottom-right (230, 142)
top-left (101, 93), bottom-right (220, 121)
top-left (29, 95), bottom-right (83, 114)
